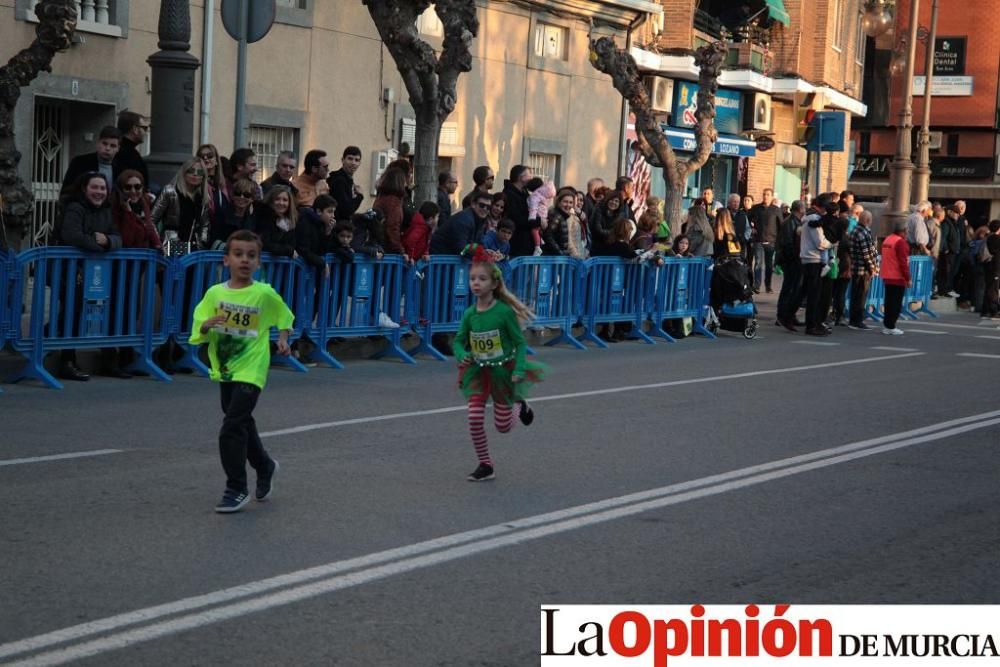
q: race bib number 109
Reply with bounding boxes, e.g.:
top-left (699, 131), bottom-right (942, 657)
top-left (216, 302), bottom-right (261, 338)
top-left (470, 329), bottom-right (503, 361)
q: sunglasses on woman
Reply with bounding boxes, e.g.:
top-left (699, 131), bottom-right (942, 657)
top-left (186, 169), bottom-right (206, 176)
top-left (233, 190), bottom-right (254, 198)
top-left (123, 183), bottom-right (144, 192)
top-left (198, 152), bottom-right (215, 160)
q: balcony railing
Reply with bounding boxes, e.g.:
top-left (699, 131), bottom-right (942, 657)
top-left (693, 9), bottom-right (774, 75)
top-left (28, 0), bottom-right (122, 38)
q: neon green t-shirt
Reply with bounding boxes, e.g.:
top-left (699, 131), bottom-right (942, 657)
top-left (189, 281), bottom-right (294, 389)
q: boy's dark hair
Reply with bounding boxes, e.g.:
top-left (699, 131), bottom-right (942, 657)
top-left (99, 126), bottom-right (122, 141)
top-left (840, 189), bottom-right (855, 199)
top-left (230, 148), bottom-right (256, 170)
top-left (313, 194), bottom-right (337, 212)
top-left (225, 230), bottom-right (263, 253)
top-left (335, 221), bottom-right (355, 235)
top-left (418, 201), bottom-right (440, 219)
top-left (342, 145), bottom-right (361, 159)
top-left (838, 200), bottom-right (851, 214)
top-left (498, 219), bottom-right (515, 232)
top-left (303, 149), bottom-right (327, 174)
top-left (525, 176), bottom-right (544, 192)
top-left (989, 220), bottom-right (1000, 233)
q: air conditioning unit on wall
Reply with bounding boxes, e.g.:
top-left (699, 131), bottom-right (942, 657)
top-left (371, 148), bottom-right (398, 195)
top-left (643, 76), bottom-right (674, 113)
top-left (743, 92), bottom-right (772, 132)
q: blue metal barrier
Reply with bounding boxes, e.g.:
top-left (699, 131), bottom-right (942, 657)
top-left (0, 250), bottom-right (10, 394)
top-left (506, 256), bottom-right (586, 350)
top-left (407, 256), bottom-right (470, 360)
top-left (171, 252), bottom-right (313, 374)
top-left (580, 258), bottom-right (655, 347)
top-left (647, 257), bottom-right (715, 341)
top-left (6, 248), bottom-right (171, 389)
top-left (901, 255), bottom-right (937, 320)
top-left (307, 255), bottom-right (415, 366)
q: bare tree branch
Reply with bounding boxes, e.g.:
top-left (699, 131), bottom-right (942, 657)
top-left (589, 35), bottom-right (727, 225)
top-left (0, 0), bottom-right (77, 242)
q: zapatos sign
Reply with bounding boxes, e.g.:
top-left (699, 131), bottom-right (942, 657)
top-left (541, 605), bottom-right (1000, 665)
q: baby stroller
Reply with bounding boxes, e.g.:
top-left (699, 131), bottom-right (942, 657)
top-left (706, 257), bottom-right (758, 339)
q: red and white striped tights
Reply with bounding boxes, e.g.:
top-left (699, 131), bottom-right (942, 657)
top-left (467, 394), bottom-right (515, 465)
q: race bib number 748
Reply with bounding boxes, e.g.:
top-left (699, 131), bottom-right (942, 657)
top-left (216, 302), bottom-right (261, 338)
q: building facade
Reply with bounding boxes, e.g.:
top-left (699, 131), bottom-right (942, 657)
top-left (2, 0), bottom-right (659, 247)
top-left (629, 0), bottom-right (867, 208)
top-left (848, 0), bottom-right (1000, 227)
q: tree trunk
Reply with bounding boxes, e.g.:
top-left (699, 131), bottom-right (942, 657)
top-left (363, 0), bottom-right (476, 209)
top-left (413, 105), bottom-right (441, 204)
top-left (664, 177), bottom-right (686, 233)
top-left (0, 0), bottom-right (77, 249)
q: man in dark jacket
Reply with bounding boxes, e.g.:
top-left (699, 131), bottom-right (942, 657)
top-left (775, 200), bottom-right (805, 332)
top-left (582, 177), bottom-right (604, 224)
top-left (261, 151), bottom-right (299, 198)
top-left (112, 110), bottom-right (149, 187)
top-left (61, 126), bottom-right (121, 197)
top-left (750, 187), bottom-right (783, 292)
top-left (436, 171), bottom-right (457, 226)
top-left (327, 145), bottom-right (365, 222)
top-left (504, 164), bottom-right (535, 257)
top-left (429, 191), bottom-right (492, 255)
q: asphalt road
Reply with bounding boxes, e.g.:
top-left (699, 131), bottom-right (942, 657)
top-left (1, 292), bottom-right (999, 666)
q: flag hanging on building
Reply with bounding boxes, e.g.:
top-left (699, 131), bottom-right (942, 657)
top-left (628, 141), bottom-right (652, 218)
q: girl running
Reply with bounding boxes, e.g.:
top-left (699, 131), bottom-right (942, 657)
top-left (453, 248), bottom-right (545, 481)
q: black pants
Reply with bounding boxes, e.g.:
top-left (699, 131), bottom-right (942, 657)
top-left (776, 261), bottom-right (802, 322)
top-left (936, 253), bottom-right (953, 295)
top-left (753, 243), bottom-right (776, 290)
top-left (849, 274), bottom-right (872, 326)
top-left (802, 263), bottom-right (824, 329)
top-left (985, 272), bottom-right (1000, 316)
top-left (219, 381), bottom-right (272, 494)
top-left (884, 284), bottom-right (905, 329)
top-left (832, 277), bottom-right (850, 321)
top-left (818, 276), bottom-right (834, 325)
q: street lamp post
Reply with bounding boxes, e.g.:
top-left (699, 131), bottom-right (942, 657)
top-left (913, 0), bottom-right (940, 204)
top-left (883, 0), bottom-right (921, 236)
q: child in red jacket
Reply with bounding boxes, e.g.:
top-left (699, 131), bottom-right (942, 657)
top-left (402, 201), bottom-right (440, 263)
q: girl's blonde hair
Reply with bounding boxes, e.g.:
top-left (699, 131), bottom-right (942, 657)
top-left (262, 185), bottom-right (298, 230)
top-left (471, 260), bottom-right (535, 323)
top-left (196, 143), bottom-right (226, 189)
top-left (714, 208), bottom-right (735, 241)
top-left (170, 157), bottom-right (210, 202)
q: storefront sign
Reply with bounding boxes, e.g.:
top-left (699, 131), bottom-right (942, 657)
top-left (934, 37), bottom-right (966, 76)
top-left (913, 76), bottom-right (974, 96)
top-left (662, 127), bottom-right (757, 158)
top-left (672, 81), bottom-right (742, 136)
top-left (852, 154), bottom-right (993, 179)
top-left (755, 135), bottom-right (776, 151)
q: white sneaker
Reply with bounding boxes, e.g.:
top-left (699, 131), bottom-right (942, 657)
top-left (820, 264), bottom-right (831, 277)
top-left (947, 291), bottom-right (960, 297)
top-left (888, 328), bottom-right (904, 335)
top-left (532, 246), bottom-right (543, 257)
top-left (377, 312), bottom-right (400, 329)
top-left (881, 327), bottom-right (893, 335)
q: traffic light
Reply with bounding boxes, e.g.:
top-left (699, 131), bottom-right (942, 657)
top-left (795, 96), bottom-right (817, 146)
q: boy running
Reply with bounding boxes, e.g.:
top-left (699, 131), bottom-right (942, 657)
top-left (190, 230), bottom-right (294, 513)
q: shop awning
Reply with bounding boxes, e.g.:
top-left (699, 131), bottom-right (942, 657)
top-left (663, 128), bottom-right (757, 158)
top-left (765, 0), bottom-right (791, 26)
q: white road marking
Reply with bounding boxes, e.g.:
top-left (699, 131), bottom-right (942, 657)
top-left (5, 408), bottom-right (999, 666)
top-left (260, 352), bottom-right (925, 438)
top-left (975, 336), bottom-right (1000, 341)
top-left (870, 346), bottom-right (919, 352)
top-left (957, 353), bottom-right (1000, 359)
top-left (0, 450), bottom-right (123, 468)
top-left (791, 340), bottom-right (840, 346)
top-left (905, 329), bottom-right (948, 335)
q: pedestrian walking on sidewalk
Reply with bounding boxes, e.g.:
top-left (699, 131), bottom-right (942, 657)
top-left (453, 247), bottom-right (545, 482)
top-left (880, 219), bottom-right (912, 336)
top-left (190, 230), bottom-right (294, 513)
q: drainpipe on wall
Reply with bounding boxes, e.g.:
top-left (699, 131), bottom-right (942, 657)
top-left (618, 11), bottom-right (647, 176)
top-left (200, 0), bottom-right (215, 145)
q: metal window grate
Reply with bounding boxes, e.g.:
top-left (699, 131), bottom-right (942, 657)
top-left (247, 125), bottom-right (298, 184)
top-left (528, 152), bottom-right (560, 185)
top-left (30, 99), bottom-right (66, 247)
top-left (275, 0), bottom-right (307, 8)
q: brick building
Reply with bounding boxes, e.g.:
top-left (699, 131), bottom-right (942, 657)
top-left (630, 0), bottom-right (867, 208)
top-left (848, 0), bottom-right (1000, 226)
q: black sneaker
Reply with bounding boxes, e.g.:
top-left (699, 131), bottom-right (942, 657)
top-left (518, 401), bottom-right (534, 426)
top-left (215, 489), bottom-right (250, 513)
top-left (467, 463), bottom-right (495, 482)
top-left (255, 459), bottom-right (279, 502)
